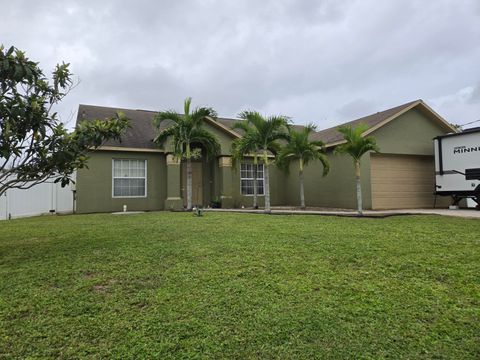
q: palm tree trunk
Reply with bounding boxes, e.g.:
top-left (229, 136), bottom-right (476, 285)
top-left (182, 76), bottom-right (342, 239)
top-left (186, 158), bottom-right (193, 210)
top-left (263, 151), bottom-right (271, 214)
top-left (355, 160), bottom-right (363, 215)
top-left (253, 155), bottom-right (258, 209)
top-left (298, 159), bottom-right (305, 210)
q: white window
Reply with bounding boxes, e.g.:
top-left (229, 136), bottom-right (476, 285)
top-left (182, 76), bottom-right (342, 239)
top-left (240, 163), bottom-right (264, 196)
top-left (112, 159), bottom-right (147, 197)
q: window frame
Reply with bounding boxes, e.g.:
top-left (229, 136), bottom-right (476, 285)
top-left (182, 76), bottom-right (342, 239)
top-left (111, 159), bottom-right (148, 198)
top-left (240, 163), bottom-right (265, 196)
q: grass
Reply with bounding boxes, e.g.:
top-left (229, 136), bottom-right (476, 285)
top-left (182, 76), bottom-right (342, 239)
top-left (0, 212), bottom-right (479, 359)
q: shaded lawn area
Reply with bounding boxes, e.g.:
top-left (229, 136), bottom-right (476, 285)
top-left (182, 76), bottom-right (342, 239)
top-left (0, 212), bottom-right (479, 359)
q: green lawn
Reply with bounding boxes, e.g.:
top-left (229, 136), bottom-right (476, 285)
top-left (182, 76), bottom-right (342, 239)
top-left (0, 213), bottom-right (479, 359)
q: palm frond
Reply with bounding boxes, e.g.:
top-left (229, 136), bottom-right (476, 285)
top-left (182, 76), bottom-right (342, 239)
top-left (232, 110), bottom-right (290, 171)
top-left (268, 115), bottom-right (291, 129)
top-left (334, 123), bottom-right (380, 160)
top-left (191, 106), bottom-right (218, 126)
top-left (267, 141), bottom-right (282, 155)
top-left (231, 134), bottom-right (256, 159)
top-left (316, 152), bottom-right (330, 176)
top-left (304, 123), bottom-right (317, 133)
top-left (238, 110), bottom-right (259, 121)
top-left (310, 140), bottom-right (326, 148)
top-left (232, 121), bottom-right (251, 133)
top-left (153, 97), bottom-right (220, 158)
top-left (276, 124), bottom-right (329, 176)
top-left (153, 111), bottom-right (182, 128)
top-left (231, 138), bottom-right (250, 168)
top-left (276, 149), bottom-right (294, 174)
top-left (184, 97), bottom-right (192, 117)
top-left (190, 128), bottom-right (221, 159)
top-left (153, 125), bottom-right (177, 147)
top-left (238, 111), bottom-right (265, 132)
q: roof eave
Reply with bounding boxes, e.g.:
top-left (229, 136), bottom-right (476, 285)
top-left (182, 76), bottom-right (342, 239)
top-left (94, 146), bottom-right (164, 153)
top-left (416, 101), bottom-right (459, 134)
top-left (205, 116), bottom-right (242, 138)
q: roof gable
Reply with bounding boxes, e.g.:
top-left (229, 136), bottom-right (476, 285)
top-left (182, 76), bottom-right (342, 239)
top-left (313, 100), bottom-right (457, 147)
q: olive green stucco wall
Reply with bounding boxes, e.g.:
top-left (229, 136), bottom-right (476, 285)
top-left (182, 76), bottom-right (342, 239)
top-left (208, 124), bottom-right (236, 156)
top-left (371, 108), bottom-right (446, 155)
top-left (284, 154), bottom-right (371, 209)
top-left (76, 151), bottom-right (166, 213)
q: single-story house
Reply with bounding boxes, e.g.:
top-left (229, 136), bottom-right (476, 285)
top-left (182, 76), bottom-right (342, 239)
top-left (74, 99), bottom-right (457, 213)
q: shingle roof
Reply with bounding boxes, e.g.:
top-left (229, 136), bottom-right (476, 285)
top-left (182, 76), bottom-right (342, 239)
top-left (77, 104), bottom-right (159, 149)
top-left (311, 100), bottom-right (420, 144)
top-left (77, 99), bottom-right (439, 150)
top-left (76, 105), bottom-right (243, 149)
top-left (215, 117), bottom-right (306, 135)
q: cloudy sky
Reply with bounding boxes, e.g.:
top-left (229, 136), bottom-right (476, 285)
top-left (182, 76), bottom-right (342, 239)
top-left (2, 0), bottom-right (480, 129)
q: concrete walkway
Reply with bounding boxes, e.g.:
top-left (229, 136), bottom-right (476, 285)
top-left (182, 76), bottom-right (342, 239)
top-left (206, 207), bottom-right (480, 219)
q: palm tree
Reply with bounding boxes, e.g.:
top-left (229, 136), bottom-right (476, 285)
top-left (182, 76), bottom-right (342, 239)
top-left (334, 124), bottom-right (380, 215)
top-left (235, 111), bottom-right (290, 213)
top-left (231, 124), bottom-right (261, 209)
top-left (277, 124), bottom-right (330, 210)
top-left (153, 97), bottom-right (220, 210)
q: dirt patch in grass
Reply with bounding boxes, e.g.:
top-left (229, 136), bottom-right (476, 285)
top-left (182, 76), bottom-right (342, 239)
top-left (91, 279), bottom-right (117, 293)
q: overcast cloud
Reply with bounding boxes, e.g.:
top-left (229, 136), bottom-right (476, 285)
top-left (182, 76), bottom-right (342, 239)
top-left (2, 0), bottom-right (480, 129)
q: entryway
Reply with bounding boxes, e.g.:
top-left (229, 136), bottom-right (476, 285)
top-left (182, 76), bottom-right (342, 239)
top-left (182, 162), bottom-right (203, 207)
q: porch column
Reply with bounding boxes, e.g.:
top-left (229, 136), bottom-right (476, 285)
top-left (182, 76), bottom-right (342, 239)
top-left (219, 156), bottom-right (234, 208)
top-left (164, 154), bottom-right (183, 210)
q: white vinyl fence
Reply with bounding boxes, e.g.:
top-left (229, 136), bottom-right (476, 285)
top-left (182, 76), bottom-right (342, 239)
top-left (0, 180), bottom-right (74, 220)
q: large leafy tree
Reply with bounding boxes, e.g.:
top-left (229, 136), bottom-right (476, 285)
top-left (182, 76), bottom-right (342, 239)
top-left (277, 124), bottom-right (330, 209)
top-left (153, 97), bottom-right (220, 210)
top-left (0, 46), bottom-right (129, 196)
top-left (334, 124), bottom-right (380, 215)
top-left (235, 111), bottom-right (289, 213)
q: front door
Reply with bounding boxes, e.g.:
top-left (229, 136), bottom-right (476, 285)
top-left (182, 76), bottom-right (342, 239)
top-left (182, 162), bottom-right (203, 207)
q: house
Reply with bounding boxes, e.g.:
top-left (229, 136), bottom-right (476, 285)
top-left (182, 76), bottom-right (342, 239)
top-left (74, 100), bottom-right (457, 213)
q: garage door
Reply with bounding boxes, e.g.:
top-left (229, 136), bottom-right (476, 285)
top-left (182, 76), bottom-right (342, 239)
top-left (370, 154), bottom-right (436, 209)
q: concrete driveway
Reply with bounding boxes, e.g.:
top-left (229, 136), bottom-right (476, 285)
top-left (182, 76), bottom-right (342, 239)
top-left (377, 208), bottom-right (480, 219)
